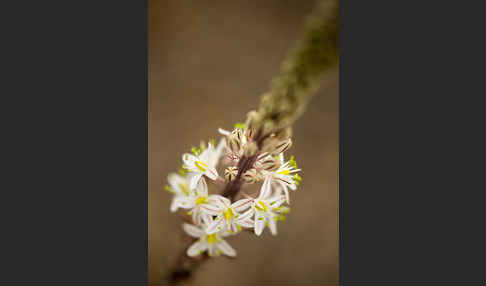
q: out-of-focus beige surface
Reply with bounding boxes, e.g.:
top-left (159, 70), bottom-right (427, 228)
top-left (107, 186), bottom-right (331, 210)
top-left (149, 0), bottom-right (338, 285)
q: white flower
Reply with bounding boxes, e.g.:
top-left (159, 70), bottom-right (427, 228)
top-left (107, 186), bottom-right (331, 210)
top-left (206, 195), bottom-right (254, 234)
top-left (183, 223), bottom-right (236, 257)
top-left (166, 172), bottom-right (191, 212)
top-left (268, 153), bottom-right (301, 203)
top-left (182, 141), bottom-right (223, 190)
top-left (252, 175), bottom-right (287, 236)
top-left (171, 178), bottom-right (221, 225)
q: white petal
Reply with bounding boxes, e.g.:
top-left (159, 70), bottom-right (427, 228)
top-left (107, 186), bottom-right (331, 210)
top-left (254, 215), bottom-right (266, 236)
top-left (170, 197), bottom-right (179, 212)
top-left (196, 177), bottom-right (208, 196)
top-left (284, 188), bottom-right (290, 204)
top-left (200, 213), bottom-right (213, 226)
top-left (218, 239), bottom-right (236, 257)
top-left (236, 209), bottom-right (254, 221)
top-left (288, 179), bottom-right (297, 191)
top-left (189, 173), bottom-right (203, 190)
top-left (210, 195), bottom-right (231, 207)
top-left (192, 210), bottom-right (201, 225)
top-left (238, 218), bottom-right (254, 228)
top-left (183, 223), bottom-right (203, 238)
top-left (183, 153), bottom-right (198, 168)
top-left (218, 128), bottom-right (230, 136)
top-left (232, 198), bottom-right (253, 212)
top-left (199, 203), bottom-right (222, 216)
top-left (267, 194), bottom-right (286, 208)
top-left (206, 219), bottom-right (224, 234)
top-left (187, 241), bottom-right (207, 257)
top-left (204, 166), bottom-right (219, 180)
top-left (258, 175), bottom-right (272, 200)
top-left (267, 214), bottom-right (278, 235)
top-left (177, 196), bottom-right (196, 209)
top-left (168, 173), bottom-right (185, 194)
top-left (207, 243), bottom-right (218, 256)
top-left (216, 138), bottom-right (226, 153)
top-left (171, 196), bottom-right (194, 211)
top-left (199, 148), bottom-right (211, 163)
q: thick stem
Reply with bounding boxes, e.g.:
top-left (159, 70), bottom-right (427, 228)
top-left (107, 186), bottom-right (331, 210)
top-left (221, 154), bottom-right (258, 200)
top-left (165, 242), bottom-right (209, 285)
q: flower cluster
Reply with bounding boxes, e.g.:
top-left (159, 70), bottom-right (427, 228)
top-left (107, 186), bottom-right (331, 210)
top-left (165, 123), bottom-right (301, 258)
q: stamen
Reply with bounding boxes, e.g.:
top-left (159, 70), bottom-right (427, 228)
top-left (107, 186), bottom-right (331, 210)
top-left (178, 183), bottom-right (189, 196)
top-left (206, 234), bottom-right (217, 244)
top-left (195, 161), bottom-right (208, 172)
top-left (223, 208), bottom-right (234, 220)
top-left (195, 196), bottom-right (208, 205)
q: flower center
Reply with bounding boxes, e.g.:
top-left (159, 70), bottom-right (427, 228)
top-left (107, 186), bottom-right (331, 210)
top-left (195, 161), bottom-right (208, 172)
top-left (223, 208), bottom-right (234, 220)
top-left (206, 234), bottom-right (217, 244)
top-left (178, 183), bottom-right (189, 196)
top-left (195, 196), bottom-right (208, 205)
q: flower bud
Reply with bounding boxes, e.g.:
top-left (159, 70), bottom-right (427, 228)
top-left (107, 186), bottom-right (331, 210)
top-left (273, 138), bottom-right (292, 155)
top-left (261, 136), bottom-right (280, 154)
top-left (224, 166), bottom-right (238, 181)
top-left (244, 127), bottom-right (253, 142)
top-left (243, 141), bottom-right (258, 157)
top-left (242, 168), bottom-right (262, 184)
top-left (245, 110), bottom-right (260, 133)
top-left (257, 155), bottom-right (281, 172)
top-left (227, 130), bottom-right (242, 153)
top-left (276, 127), bottom-right (292, 141)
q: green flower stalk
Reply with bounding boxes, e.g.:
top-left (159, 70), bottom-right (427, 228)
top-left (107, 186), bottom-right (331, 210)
top-left (249, 0), bottom-right (338, 139)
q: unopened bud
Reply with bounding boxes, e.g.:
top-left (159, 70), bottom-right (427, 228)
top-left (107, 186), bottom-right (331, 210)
top-left (257, 155), bottom-right (281, 172)
top-left (227, 130), bottom-right (242, 153)
top-left (243, 141), bottom-right (258, 157)
top-left (273, 138), bottom-right (292, 155)
top-left (225, 166), bottom-right (238, 181)
top-left (276, 127), bottom-right (292, 141)
top-left (245, 110), bottom-right (260, 133)
top-left (261, 136), bottom-right (280, 154)
top-left (232, 128), bottom-right (243, 142)
top-left (243, 168), bottom-right (262, 184)
top-left (244, 127), bottom-right (253, 142)
top-left (261, 121), bottom-right (277, 137)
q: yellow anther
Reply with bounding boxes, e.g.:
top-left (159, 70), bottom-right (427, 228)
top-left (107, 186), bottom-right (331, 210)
top-left (164, 185), bottom-right (174, 193)
top-left (255, 201), bottom-right (268, 212)
top-left (178, 183), bottom-right (189, 196)
top-left (223, 208), bottom-right (234, 220)
top-left (177, 168), bottom-right (186, 176)
top-left (278, 170), bottom-right (291, 175)
top-left (289, 155), bottom-right (297, 168)
top-left (195, 161), bottom-right (208, 172)
top-left (206, 234), bottom-right (217, 244)
top-left (195, 196), bottom-right (208, 205)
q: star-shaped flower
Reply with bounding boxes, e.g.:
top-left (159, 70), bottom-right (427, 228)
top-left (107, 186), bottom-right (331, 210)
top-left (252, 175), bottom-right (287, 236)
top-left (183, 223), bottom-right (236, 257)
top-left (206, 195), bottom-right (254, 234)
top-left (268, 154), bottom-right (301, 203)
top-left (171, 177), bottom-right (221, 225)
top-left (165, 172), bottom-right (191, 212)
top-left (182, 140), bottom-right (224, 190)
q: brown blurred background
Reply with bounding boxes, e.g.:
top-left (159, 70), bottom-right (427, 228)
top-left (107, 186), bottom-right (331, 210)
top-left (149, 0), bottom-right (338, 285)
